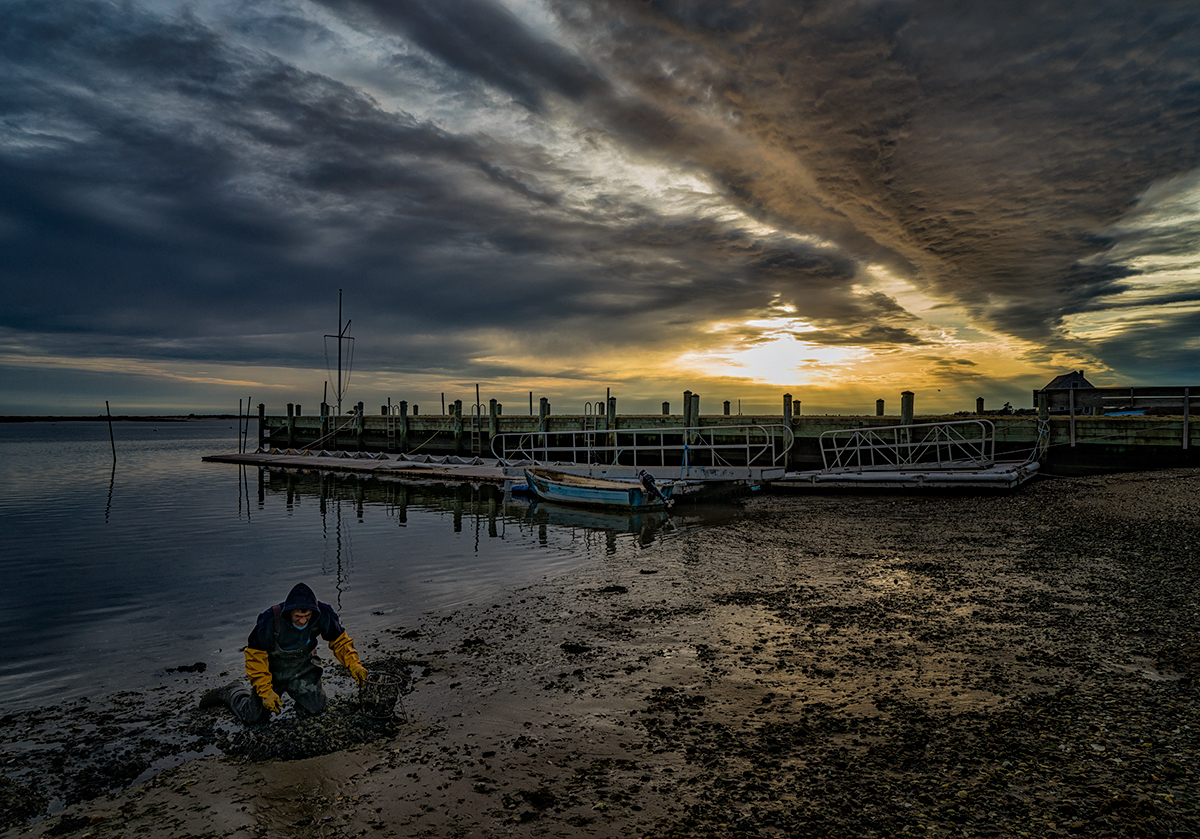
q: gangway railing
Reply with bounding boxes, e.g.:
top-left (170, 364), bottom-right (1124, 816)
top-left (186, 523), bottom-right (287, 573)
top-left (491, 424), bottom-right (794, 476)
top-left (820, 419), bottom-right (995, 473)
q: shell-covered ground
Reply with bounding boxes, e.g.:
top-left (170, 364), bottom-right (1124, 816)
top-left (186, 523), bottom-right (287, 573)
top-left (3, 469), bottom-right (1199, 838)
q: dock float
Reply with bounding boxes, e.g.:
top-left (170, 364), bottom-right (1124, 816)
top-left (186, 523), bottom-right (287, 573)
top-left (772, 460), bottom-right (1040, 491)
top-left (206, 450), bottom-right (1039, 492)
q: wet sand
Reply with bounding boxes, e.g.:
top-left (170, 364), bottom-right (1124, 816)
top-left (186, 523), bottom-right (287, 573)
top-left (4, 469), bottom-right (1200, 838)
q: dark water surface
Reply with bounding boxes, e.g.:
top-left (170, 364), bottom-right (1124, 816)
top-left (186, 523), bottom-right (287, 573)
top-left (0, 420), bottom-right (710, 712)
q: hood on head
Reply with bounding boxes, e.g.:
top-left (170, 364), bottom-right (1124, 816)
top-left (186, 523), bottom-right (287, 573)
top-left (281, 583), bottom-right (319, 614)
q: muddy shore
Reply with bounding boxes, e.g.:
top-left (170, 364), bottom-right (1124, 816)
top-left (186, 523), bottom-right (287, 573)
top-left (4, 469), bottom-right (1199, 838)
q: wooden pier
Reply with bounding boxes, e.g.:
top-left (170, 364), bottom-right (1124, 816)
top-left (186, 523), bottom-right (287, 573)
top-left (204, 388), bottom-right (1200, 495)
top-left (247, 395), bottom-right (1199, 475)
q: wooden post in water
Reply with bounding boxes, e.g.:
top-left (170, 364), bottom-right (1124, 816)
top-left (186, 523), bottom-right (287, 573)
top-left (899, 391), bottom-right (914, 452)
top-left (106, 401), bottom-right (116, 462)
top-left (257, 403), bottom-right (265, 451)
top-left (976, 397), bottom-right (984, 414)
top-left (244, 394), bottom-right (252, 452)
top-left (286, 403), bottom-right (295, 448)
top-left (320, 402), bottom-right (329, 446)
top-left (723, 400), bottom-right (730, 416)
top-left (1069, 388), bottom-right (1076, 447)
top-left (488, 399), bottom-right (499, 455)
top-left (792, 399), bottom-right (801, 417)
top-left (355, 401), bottom-right (365, 451)
top-left (662, 402), bottom-right (669, 416)
top-left (538, 397), bottom-right (549, 432)
top-left (900, 391), bottom-right (914, 426)
top-left (398, 400), bottom-right (409, 452)
top-left (876, 399), bottom-right (885, 417)
top-left (1184, 388), bottom-right (1191, 450)
top-left (684, 391), bottom-right (694, 428)
top-left (782, 392), bottom-right (792, 425)
top-left (454, 400), bottom-right (464, 454)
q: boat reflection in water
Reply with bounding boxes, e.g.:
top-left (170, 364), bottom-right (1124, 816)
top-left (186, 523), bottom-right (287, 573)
top-left (517, 497), bottom-right (677, 549)
top-left (255, 466), bottom-right (689, 554)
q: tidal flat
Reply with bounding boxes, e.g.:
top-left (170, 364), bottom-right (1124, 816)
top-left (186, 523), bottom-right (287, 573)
top-left (4, 468), bottom-right (1199, 838)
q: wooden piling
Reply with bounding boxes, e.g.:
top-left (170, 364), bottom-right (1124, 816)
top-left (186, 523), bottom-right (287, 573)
top-left (398, 400), bottom-right (409, 451)
top-left (1185, 388), bottom-right (1191, 450)
top-left (454, 400), bottom-right (464, 453)
top-left (106, 400), bottom-right (116, 462)
top-left (662, 402), bottom-right (670, 416)
top-left (900, 391), bottom-right (914, 426)
top-left (257, 403), bottom-right (265, 450)
top-left (976, 397), bottom-right (984, 414)
top-left (355, 401), bottom-right (365, 451)
top-left (876, 399), bottom-right (884, 417)
top-left (782, 392), bottom-right (792, 424)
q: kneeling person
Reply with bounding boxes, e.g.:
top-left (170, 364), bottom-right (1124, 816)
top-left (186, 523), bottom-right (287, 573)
top-left (201, 583), bottom-right (368, 723)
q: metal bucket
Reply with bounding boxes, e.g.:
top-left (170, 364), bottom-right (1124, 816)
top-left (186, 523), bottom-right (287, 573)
top-left (358, 672), bottom-right (405, 720)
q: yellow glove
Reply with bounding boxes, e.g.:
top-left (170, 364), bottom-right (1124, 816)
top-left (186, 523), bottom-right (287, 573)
top-left (262, 690), bottom-right (282, 714)
top-left (244, 647), bottom-right (274, 696)
top-left (329, 632), bottom-right (368, 683)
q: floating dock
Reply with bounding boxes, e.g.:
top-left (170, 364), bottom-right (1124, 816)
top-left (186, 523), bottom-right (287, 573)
top-left (205, 449), bottom-right (1038, 493)
top-left (773, 460), bottom-right (1040, 491)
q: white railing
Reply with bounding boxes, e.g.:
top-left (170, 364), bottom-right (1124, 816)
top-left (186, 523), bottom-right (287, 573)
top-left (491, 424), bottom-right (794, 473)
top-left (820, 419), bottom-right (995, 473)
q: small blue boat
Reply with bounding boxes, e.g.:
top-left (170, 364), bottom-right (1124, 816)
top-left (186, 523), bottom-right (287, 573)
top-left (523, 468), bottom-right (674, 510)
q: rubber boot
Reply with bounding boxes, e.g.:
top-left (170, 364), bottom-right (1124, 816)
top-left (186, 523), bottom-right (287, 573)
top-left (198, 682), bottom-right (239, 710)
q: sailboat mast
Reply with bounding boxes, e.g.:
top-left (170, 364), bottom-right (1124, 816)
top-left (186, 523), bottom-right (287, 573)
top-left (337, 289), bottom-right (343, 415)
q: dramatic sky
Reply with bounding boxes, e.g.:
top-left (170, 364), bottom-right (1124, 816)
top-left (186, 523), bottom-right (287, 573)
top-left (3, 0), bottom-right (1199, 417)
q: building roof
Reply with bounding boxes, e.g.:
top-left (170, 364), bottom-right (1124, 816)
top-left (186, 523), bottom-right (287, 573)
top-left (1043, 370), bottom-right (1094, 389)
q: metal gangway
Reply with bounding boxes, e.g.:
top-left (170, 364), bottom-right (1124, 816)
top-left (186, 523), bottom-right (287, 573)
top-left (490, 423), bottom-right (794, 480)
top-left (820, 419), bottom-right (996, 472)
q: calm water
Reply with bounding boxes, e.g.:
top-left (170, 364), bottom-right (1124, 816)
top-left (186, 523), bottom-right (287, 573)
top-left (0, 420), bottom-right (706, 712)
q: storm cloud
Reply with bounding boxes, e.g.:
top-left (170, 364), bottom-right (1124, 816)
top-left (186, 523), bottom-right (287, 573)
top-left (2, 0), bottom-right (1198, 413)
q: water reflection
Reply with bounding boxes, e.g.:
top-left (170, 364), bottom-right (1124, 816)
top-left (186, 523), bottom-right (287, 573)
top-left (253, 466), bottom-right (683, 555)
top-left (1, 419), bottom-right (728, 711)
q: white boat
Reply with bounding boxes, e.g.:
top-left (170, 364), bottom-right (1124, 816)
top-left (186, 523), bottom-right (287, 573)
top-left (523, 468), bottom-right (674, 510)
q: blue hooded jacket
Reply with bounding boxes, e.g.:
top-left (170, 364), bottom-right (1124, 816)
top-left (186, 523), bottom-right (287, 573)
top-left (246, 582), bottom-right (346, 654)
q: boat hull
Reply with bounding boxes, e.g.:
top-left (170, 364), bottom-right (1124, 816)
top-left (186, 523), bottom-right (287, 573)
top-left (523, 468), bottom-right (673, 510)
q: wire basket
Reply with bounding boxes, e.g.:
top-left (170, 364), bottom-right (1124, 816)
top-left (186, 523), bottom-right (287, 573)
top-left (358, 672), bottom-right (406, 721)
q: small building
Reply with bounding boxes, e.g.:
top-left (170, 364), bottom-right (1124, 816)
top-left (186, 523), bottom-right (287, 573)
top-left (1040, 370), bottom-right (1095, 414)
top-left (1043, 370), bottom-right (1094, 391)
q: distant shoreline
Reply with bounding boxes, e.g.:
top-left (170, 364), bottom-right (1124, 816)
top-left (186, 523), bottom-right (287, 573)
top-left (0, 415), bottom-right (242, 423)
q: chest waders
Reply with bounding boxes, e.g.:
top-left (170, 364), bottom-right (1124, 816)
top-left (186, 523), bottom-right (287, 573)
top-left (265, 603), bottom-right (329, 716)
top-left (202, 604), bottom-right (332, 723)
